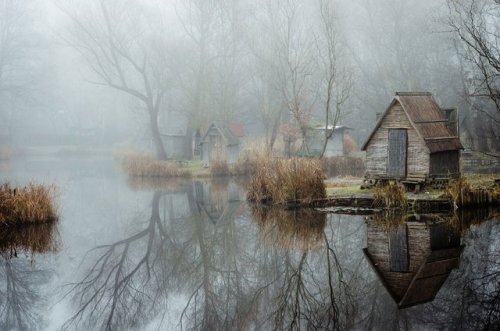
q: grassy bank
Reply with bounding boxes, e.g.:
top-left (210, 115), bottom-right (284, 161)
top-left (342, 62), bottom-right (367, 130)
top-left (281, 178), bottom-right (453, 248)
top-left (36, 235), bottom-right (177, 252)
top-left (120, 149), bottom-right (365, 180)
top-left (0, 183), bottom-right (58, 227)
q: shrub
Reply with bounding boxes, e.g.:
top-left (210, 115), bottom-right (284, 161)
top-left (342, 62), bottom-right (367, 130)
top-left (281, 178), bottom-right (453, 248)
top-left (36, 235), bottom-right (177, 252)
top-left (247, 157), bottom-right (326, 205)
top-left (0, 183), bottom-right (58, 226)
top-left (373, 183), bottom-right (407, 210)
top-left (232, 143), bottom-right (270, 176)
top-left (443, 177), bottom-right (497, 207)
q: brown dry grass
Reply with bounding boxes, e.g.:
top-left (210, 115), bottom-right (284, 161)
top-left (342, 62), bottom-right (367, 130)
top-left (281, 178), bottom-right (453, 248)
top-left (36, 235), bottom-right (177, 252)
top-left (0, 183), bottom-right (58, 226)
top-left (322, 156), bottom-right (365, 178)
top-left (247, 157), bottom-right (326, 205)
top-left (443, 177), bottom-right (499, 207)
top-left (443, 177), bottom-right (472, 207)
top-left (373, 183), bottom-right (408, 210)
top-left (252, 206), bottom-right (326, 251)
top-left (121, 153), bottom-right (191, 178)
top-left (232, 143), bottom-right (270, 176)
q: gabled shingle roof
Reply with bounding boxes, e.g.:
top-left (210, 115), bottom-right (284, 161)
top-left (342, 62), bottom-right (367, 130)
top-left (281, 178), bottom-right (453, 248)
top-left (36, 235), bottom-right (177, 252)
top-left (362, 92), bottom-right (463, 152)
top-left (200, 122), bottom-right (242, 146)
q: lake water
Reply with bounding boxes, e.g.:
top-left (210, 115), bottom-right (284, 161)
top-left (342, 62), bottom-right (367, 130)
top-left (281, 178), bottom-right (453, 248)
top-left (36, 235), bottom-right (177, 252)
top-left (0, 157), bottom-right (499, 330)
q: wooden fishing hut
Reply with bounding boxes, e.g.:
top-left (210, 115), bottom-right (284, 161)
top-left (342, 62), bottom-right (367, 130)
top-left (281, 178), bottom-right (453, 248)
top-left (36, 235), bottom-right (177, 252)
top-left (361, 92), bottom-right (463, 188)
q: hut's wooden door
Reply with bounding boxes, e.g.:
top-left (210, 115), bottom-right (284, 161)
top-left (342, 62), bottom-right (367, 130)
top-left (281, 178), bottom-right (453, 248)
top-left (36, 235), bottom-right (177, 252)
top-left (388, 129), bottom-right (407, 177)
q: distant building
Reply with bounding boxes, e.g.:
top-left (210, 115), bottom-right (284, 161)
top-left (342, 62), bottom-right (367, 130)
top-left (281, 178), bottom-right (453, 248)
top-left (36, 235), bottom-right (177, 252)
top-left (364, 216), bottom-right (464, 308)
top-left (362, 92), bottom-right (463, 180)
top-left (159, 112), bottom-right (190, 160)
top-left (199, 122), bottom-right (245, 165)
top-left (304, 125), bottom-right (352, 157)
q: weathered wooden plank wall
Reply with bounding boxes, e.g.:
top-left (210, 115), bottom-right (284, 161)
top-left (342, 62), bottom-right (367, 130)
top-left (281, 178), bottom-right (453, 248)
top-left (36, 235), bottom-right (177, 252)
top-left (366, 103), bottom-right (429, 177)
top-left (429, 151), bottom-right (460, 176)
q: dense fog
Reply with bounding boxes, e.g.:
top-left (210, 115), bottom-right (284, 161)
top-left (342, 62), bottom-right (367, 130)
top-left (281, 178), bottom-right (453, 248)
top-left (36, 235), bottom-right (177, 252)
top-left (0, 0), bottom-right (498, 158)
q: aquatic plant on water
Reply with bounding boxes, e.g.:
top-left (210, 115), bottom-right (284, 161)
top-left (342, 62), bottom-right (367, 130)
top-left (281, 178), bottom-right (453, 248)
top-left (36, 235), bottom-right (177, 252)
top-left (247, 157), bottom-right (326, 205)
top-left (0, 183), bottom-right (58, 226)
top-left (373, 183), bottom-right (408, 210)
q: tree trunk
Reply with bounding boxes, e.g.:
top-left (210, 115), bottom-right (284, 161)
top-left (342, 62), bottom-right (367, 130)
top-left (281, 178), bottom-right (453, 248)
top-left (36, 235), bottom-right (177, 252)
top-left (149, 109), bottom-right (168, 161)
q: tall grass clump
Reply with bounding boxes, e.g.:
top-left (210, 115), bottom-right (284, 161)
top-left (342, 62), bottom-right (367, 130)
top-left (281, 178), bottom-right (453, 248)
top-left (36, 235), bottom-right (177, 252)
top-left (247, 158), bottom-right (326, 205)
top-left (232, 143), bottom-right (270, 176)
top-left (122, 153), bottom-right (191, 178)
top-left (0, 183), bottom-right (58, 226)
top-left (373, 183), bottom-right (408, 210)
top-left (443, 177), bottom-right (497, 207)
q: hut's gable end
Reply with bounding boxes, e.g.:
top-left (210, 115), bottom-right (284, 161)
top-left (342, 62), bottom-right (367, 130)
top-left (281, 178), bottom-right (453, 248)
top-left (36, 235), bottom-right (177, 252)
top-left (365, 104), bottom-right (429, 176)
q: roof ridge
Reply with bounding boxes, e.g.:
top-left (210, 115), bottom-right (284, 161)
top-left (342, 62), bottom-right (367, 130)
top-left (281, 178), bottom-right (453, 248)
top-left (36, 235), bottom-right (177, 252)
top-left (395, 92), bottom-right (432, 96)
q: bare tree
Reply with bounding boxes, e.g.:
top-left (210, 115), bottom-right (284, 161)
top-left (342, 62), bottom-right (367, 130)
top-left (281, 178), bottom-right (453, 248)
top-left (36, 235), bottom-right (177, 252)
top-left (0, 0), bottom-right (46, 140)
top-left (447, 0), bottom-right (500, 114)
top-left (315, 0), bottom-right (352, 157)
top-left (58, 0), bottom-right (172, 160)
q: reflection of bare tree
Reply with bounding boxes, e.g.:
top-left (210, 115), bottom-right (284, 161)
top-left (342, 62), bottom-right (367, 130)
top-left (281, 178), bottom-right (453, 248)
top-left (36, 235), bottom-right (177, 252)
top-left (62, 191), bottom-right (180, 330)
top-left (64, 181), bottom-right (360, 330)
top-left (418, 219), bottom-right (500, 330)
top-left (0, 257), bottom-right (51, 330)
top-left (0, 222), bottom-right (57, 330)
top-left (268, 231), bottom-right (355, 331)
top-left (250, 207), bottom-right (355, 330)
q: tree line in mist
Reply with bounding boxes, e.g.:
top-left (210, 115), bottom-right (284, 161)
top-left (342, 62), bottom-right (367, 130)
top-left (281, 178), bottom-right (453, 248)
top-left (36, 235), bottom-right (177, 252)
top-left (0, 0), bottom-right (498, 158)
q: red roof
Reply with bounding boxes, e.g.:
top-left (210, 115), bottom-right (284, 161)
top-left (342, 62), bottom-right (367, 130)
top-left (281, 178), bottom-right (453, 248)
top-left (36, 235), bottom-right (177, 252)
top-left (228, 122), bottom-right (245, 138)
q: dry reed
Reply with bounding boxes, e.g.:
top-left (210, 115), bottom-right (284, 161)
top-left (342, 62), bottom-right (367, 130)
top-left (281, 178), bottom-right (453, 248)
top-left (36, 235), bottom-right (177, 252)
top-left (0, 183), bottom-right (58, 226)
top-left (247, 157), bottom-right (326, 205)
top-left (373, 183), bottom-right (408, 210)
top-left (232, 144), bottom-right (270, 176)
top-left (443, 177), bottom-right (497, 207)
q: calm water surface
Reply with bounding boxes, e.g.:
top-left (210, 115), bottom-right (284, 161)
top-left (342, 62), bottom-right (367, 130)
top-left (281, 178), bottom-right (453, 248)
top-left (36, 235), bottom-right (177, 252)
top-left (0, 157), bottom-right (499, 330)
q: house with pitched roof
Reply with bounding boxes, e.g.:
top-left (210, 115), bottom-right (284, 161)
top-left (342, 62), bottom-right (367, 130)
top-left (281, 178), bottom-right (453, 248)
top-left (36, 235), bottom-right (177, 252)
top-left (362, 92), bottom-right (463, 181)
top-left (199, 122), bottom-right (245, 165)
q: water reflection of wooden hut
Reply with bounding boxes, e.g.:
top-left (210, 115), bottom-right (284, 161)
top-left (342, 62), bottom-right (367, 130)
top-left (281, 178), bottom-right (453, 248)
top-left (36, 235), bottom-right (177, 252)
top-left (363, 216), bottom-right (463, 308)
top-left (194, 180), bottom-right (243, 224)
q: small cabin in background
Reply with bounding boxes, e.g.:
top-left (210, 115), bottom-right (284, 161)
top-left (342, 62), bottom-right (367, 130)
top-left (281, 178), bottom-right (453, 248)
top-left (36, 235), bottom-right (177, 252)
top-left (199, 122), bottom-right (245, 165)
top-left (362, 92), bottom-right (463, 184)
top-left (305, 125), bottom-right (353, 157)
top-left (363, 216), bottom-right (464, 308)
